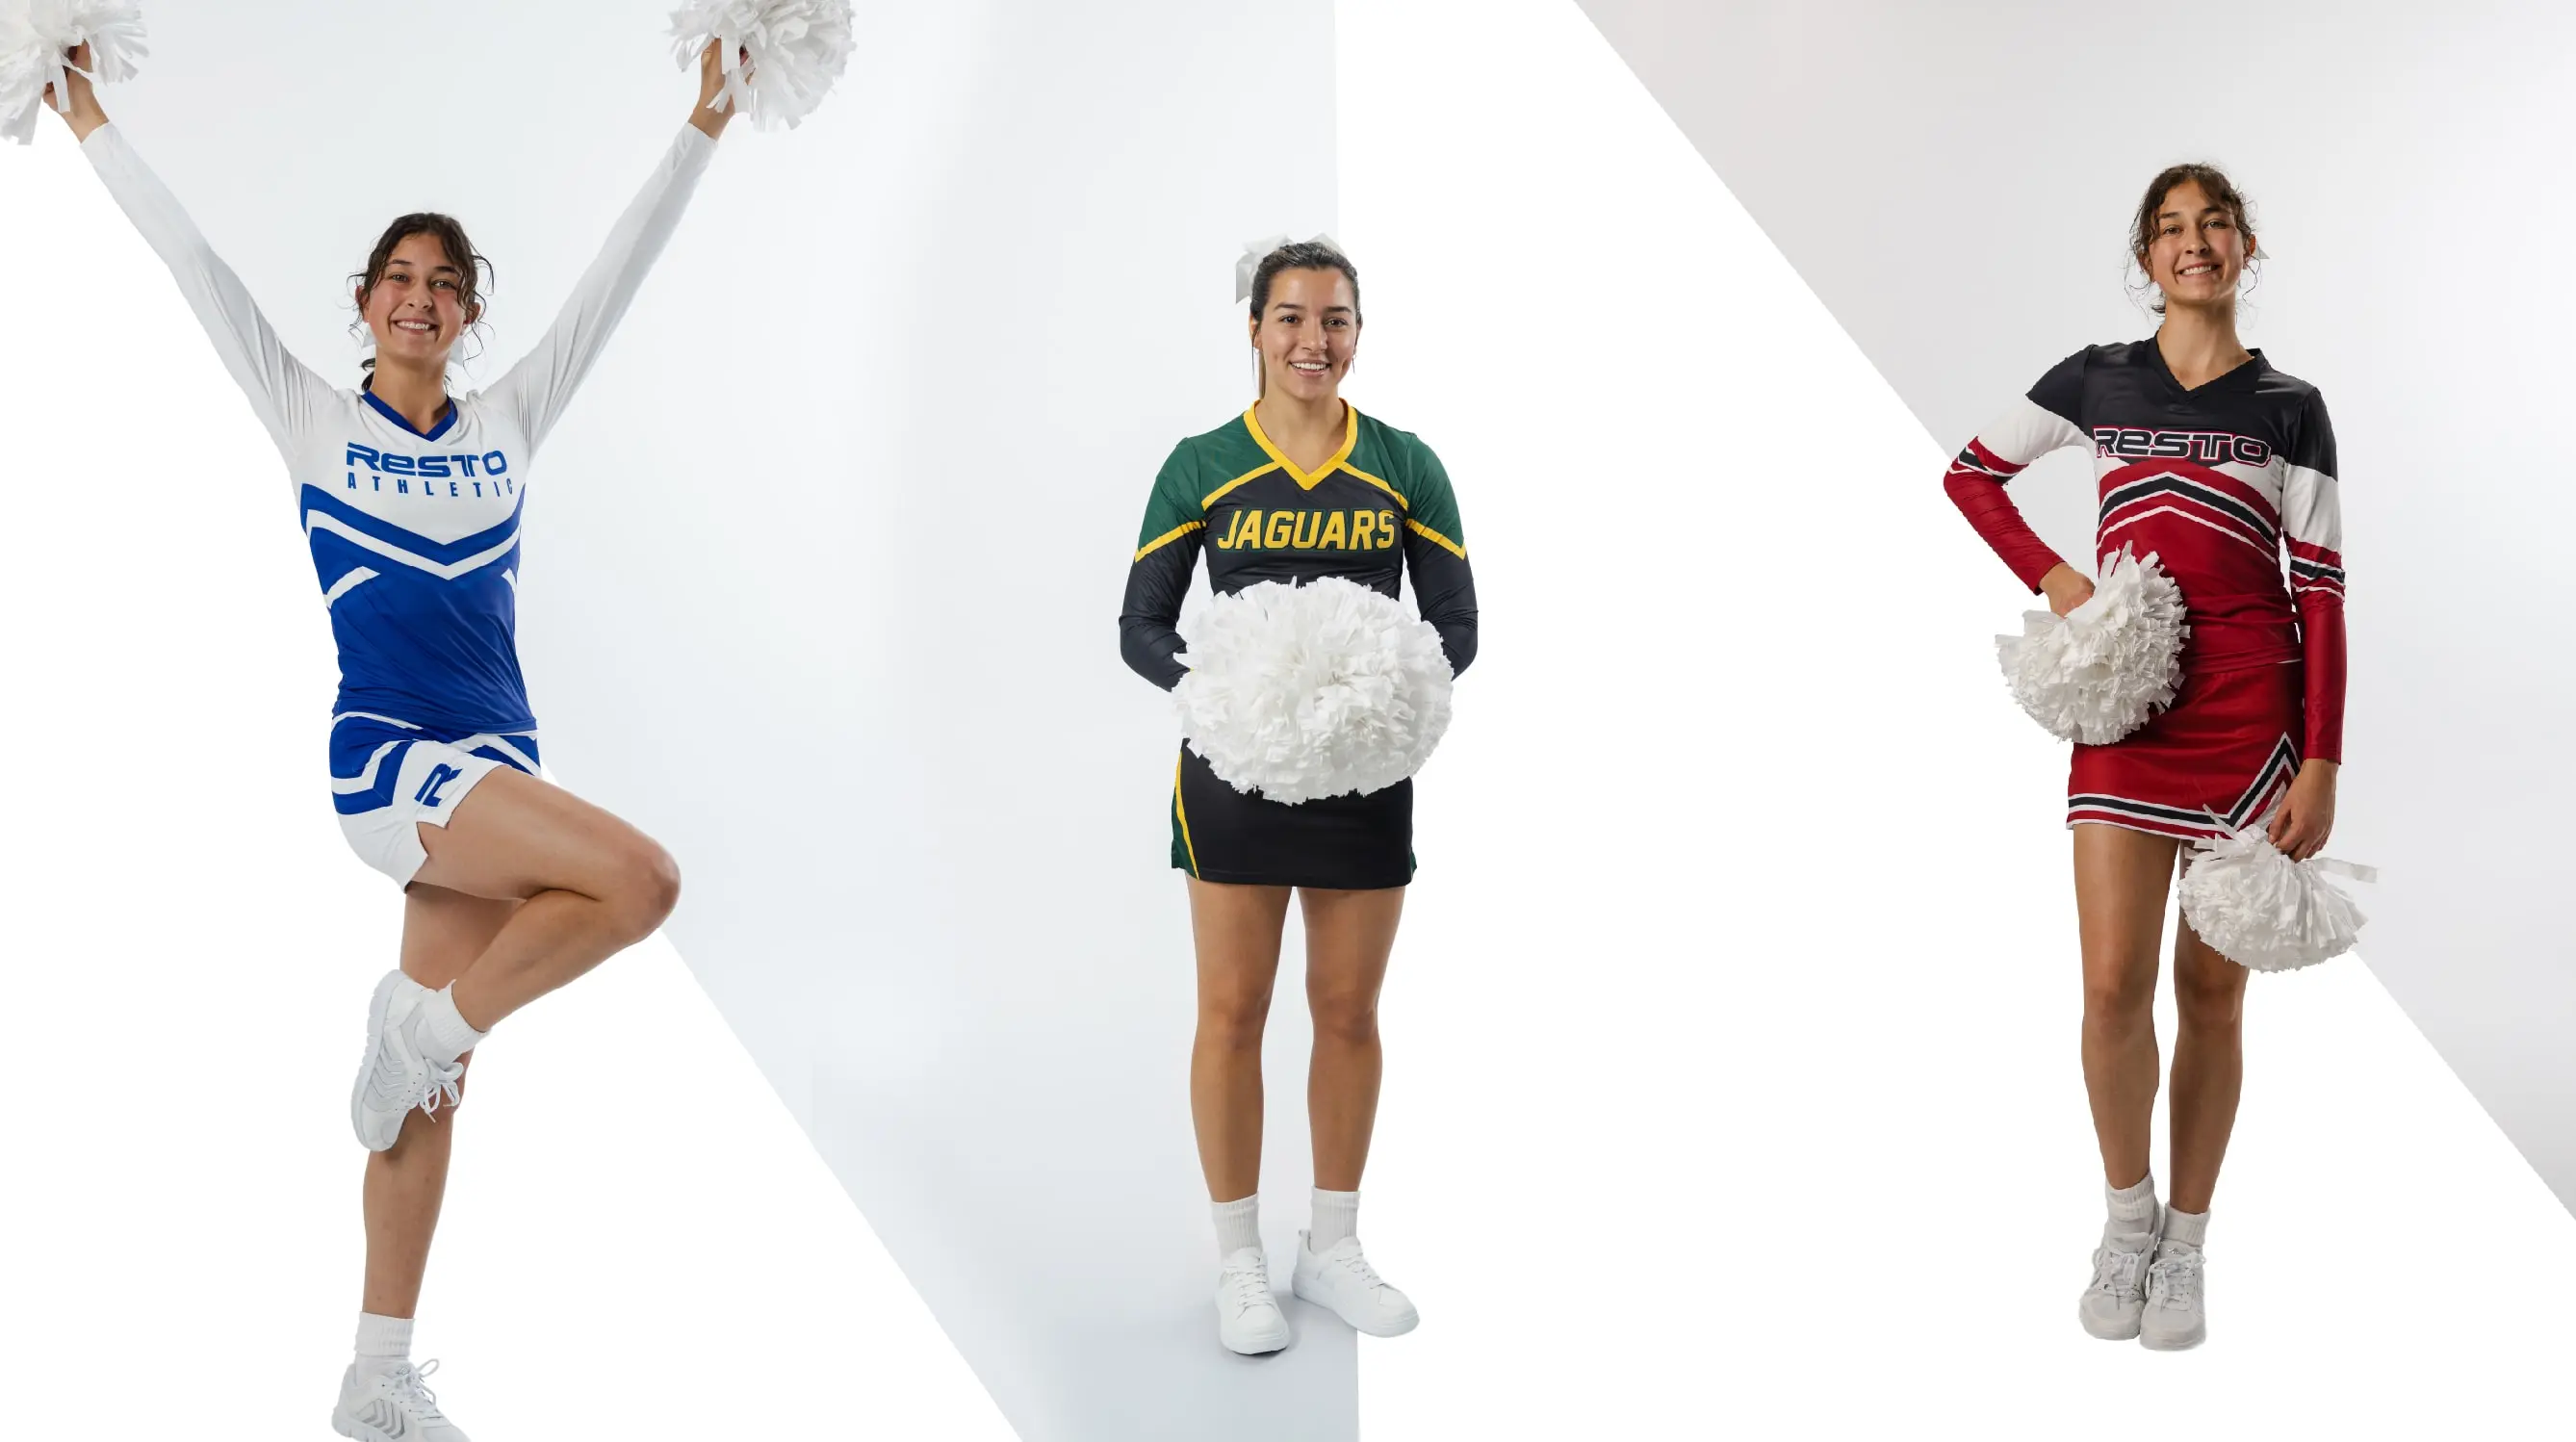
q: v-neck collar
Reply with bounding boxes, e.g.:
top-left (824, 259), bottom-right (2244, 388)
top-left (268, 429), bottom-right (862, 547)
top-left (1243, 401), bottom-right (1359, 490)
top-left (362, 382), bottom-right (458, 442)
top-left (2146, 333), bottom-right (2267, 398)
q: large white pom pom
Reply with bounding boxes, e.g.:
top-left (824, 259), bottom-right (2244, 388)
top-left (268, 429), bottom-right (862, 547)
top-left (1173, 576), bottom-right (1455, 806)
top-left (1996, 546), bottom-right (2188, 745)
top-left (669, 0), bottom-right (853, 132)
top-left (2177, 814), bottom-right (2377, 973)
top-left (0, 1), bottom-right (147, 147)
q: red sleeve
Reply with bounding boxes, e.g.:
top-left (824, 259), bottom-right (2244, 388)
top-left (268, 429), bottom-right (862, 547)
top-left (1945, 438), bottom-right (2071, 594)
top-left (2289, 541), bottom-right (2346, 763)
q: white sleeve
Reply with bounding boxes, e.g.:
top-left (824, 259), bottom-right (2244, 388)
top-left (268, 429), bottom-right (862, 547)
top-left (82, 123), bottom-right (336, 465)
top-left (488, 125), bottom-right (716, 451)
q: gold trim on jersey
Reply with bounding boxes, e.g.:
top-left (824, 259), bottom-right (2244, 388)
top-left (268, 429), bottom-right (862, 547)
top-left (1242, 402), bottom-right (1360, 490)
top-left (1199, 460), bottom-right (1282, 511)
top-left (1133, 520), bottom-right (1205, 562)
top-left (1340, 463), bottom-right (1409, 509)
top-left (1405, 518), bottom-right (1466, 559)
top-left (1173, 754), bottom-right (1200, 876)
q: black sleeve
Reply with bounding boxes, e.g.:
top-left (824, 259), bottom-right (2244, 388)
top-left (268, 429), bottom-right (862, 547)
top-left (1119, 542), bottom-right (1198, 690)
top-left (1399, 441), bottom-right (1478, 676)
top-left (1409, 543), bottom-right (1479, 677)
top-left (1118, 441), bottom-right (1205, 690)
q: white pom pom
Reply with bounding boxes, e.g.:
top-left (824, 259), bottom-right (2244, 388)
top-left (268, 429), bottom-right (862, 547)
top-left (669, 0), bottom-right (854, 132)
top-left (2177, 814), bottom-right (2376, 973)
top-left (1996, 545), bottom-right (2189, 745)
top-left (0, 1), bottom-right (147, 147)
top-left (1173, 576), bottom-right (1455, 806)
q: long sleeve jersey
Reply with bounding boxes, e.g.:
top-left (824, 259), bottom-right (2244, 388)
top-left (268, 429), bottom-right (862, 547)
top-left (1121, 403), bottom-right (1479, 690)
top-left (85, 121), bottom-right (714, 734)
top-left (1945, 341), bottom-right (2347, 762)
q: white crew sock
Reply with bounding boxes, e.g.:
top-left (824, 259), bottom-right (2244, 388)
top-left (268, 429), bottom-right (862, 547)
top-left (2161, 1206), bottom-right (2209, 1249)
top-left (1309, 1188), bottom-right (1360, 1250)
top-left (1213, 1194), bottom-right (1263, 1258)
top-left (353, 1312), bottom-right (413, 1375)
top-left (2104, 1172), bottom-right (2160, 1247)
top-left (414, 984), bottom-right (488, 1064)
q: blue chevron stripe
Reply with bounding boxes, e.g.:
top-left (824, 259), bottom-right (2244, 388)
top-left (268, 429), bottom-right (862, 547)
top-left (300, 484), bottom-right (526, 565)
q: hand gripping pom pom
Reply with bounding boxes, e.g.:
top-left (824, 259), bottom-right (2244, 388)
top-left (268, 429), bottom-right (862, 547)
top-left (1173, 576), bottom-right (1455, 806)
top-left (1996, 545), bottom-right (2188, 745)
top-left (2177, 812), bottom-right (2377, 973)
top-left (0, 0), bottom-right (147, 146)
top-left (669, 0), bottom-right (854, 132)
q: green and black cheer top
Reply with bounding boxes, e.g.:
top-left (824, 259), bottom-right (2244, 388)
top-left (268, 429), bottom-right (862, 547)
top-left (1119, 402), bottom-right (1480, 888)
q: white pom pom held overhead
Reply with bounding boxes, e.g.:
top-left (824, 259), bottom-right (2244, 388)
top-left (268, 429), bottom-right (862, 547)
top-left (1996, 545), bottom-right (2188, 745)
top-left (668, 0), bottom-right (854, 132)
top-left (0, 0), bottom-right (147, 146)
top-left (1173, 576), bottom-right (1455, 807)
top-left (2177, 811), bottom-right (2378, 974)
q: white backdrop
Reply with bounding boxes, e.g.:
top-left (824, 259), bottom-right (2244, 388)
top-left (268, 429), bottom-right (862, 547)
top-left (1341, 1), bottom-right (2576, 1435)
top-left (11, 3), bottom-right (2571, 1439)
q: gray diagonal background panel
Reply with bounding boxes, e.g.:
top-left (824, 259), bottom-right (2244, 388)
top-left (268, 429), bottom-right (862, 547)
top-left (1574, 0), bottom-right (2576, 1206)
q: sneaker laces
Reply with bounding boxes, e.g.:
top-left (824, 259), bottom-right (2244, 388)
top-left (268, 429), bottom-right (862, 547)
top-left (2147, 1247), bottom-right (2203, 1308)
top-left (2088, 1244), bottom-right (2149, 1299)
top-left (1221, 1260), bottom-right (1275, 1318)
top-left (1328, 1246), bottom-right (1388, 1293)
top-left (419, 1055), bottom-right (466, 1119)
top-left (384, 1359), bottom-right (451, 1424)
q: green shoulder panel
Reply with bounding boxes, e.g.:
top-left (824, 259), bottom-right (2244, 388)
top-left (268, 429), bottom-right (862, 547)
top-left (1133, 436), bottom-right (1206, 557)
top-left (1359, 413), bottom-right (1465, 554)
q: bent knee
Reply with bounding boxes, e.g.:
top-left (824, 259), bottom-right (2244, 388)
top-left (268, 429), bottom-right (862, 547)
top-left (606, 841), bottom-right (682, 938)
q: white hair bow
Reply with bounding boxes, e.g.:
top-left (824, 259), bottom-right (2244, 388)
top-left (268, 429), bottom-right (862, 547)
top-left (1235, 232), bottom-right (1342, 304)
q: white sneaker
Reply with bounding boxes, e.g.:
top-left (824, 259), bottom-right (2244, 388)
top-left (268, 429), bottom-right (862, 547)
top-left (1290, 1229), bottom-right (1418, 1337)
top-left (2077, 1236), bottom-right (2156, 1340)
top-left (1216, 1248), bottom-right (1291, 1355)
top-left (332, 1359), bottom-right (471, 1441)
top-left (350, 971), bottom-right (465, 1152)
top-left (2139, 1240), bottom-right (2208, 1351)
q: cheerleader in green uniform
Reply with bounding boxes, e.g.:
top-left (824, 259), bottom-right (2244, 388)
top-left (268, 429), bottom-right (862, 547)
top-left (1119, 241), bottom-right (1478, 1354)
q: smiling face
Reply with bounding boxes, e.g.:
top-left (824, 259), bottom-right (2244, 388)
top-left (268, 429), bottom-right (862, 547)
top-left (2141, 178), bottom-right (2255, 314)
top-left (357, 231), bottom-right (480, 373)
top-left (1249, 267), bottom-right (1360, 401)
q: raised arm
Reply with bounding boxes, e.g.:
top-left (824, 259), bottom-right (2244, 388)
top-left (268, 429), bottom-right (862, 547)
top-left (486, 45), bottom-right (734, 450)
top-left (1945, 348), bottom-right (2093, 601)
top-left (58, 54), bottom-right (333, 464)
top-left (1120, 443), bottom-right (1208, 690)
top-left (1400, 445), bottom-right (1478, 677)
top-left (2280, 391), bottom-right (2346, 764)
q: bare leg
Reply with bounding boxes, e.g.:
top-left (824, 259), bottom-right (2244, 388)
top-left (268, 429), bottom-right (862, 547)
top-left (2074, 825), bottom-right (2182, 1190)
top-left (361, 885), bottom-right (516, 1318)
top-left (2167, 908), bottom-right (2250, 1214)
top-left (409, 767), bottom-right (682, 1031)
top-left (1301, 887), bottom-right (1405, 1192)
top-left (1187, 879), bottom-right (1292, 1201)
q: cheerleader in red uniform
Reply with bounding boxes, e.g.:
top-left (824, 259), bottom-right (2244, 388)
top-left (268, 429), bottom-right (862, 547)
top-left (1945, 165), bottom-right (2346, 1352)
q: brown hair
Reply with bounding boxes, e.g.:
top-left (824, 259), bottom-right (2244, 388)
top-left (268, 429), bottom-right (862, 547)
top-left (1247, 241), bottom-right (1361, 397)
top-left (348, 213), bottom-right (494, 380)
top-left (2128, 164), bottom-right (2260, 315)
